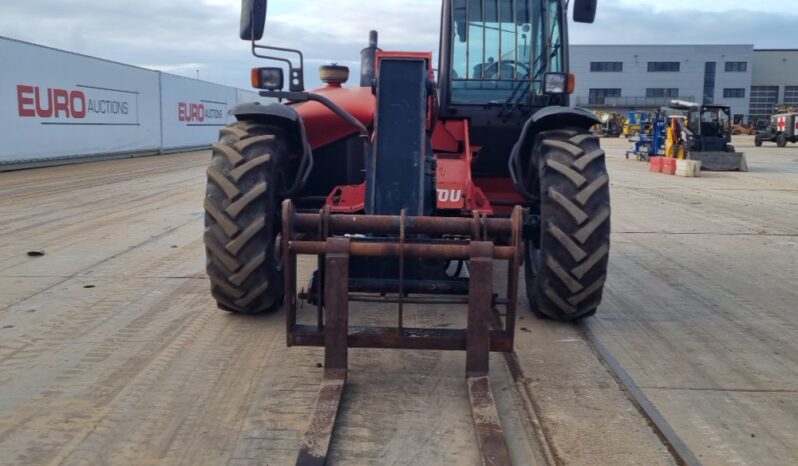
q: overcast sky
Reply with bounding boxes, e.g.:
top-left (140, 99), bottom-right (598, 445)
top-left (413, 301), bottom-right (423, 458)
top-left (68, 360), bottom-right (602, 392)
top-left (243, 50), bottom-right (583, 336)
top-left (2, 1), bottom-right (796, 90)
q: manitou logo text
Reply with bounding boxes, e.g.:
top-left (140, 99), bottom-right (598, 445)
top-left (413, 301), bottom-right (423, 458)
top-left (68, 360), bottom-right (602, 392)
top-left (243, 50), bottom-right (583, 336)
top-left (16, 84), bottom-right (130, 119)
top-left (437, 189), bottom-right (463, 203)
top-left (178, 102), bottom-right (225, 123)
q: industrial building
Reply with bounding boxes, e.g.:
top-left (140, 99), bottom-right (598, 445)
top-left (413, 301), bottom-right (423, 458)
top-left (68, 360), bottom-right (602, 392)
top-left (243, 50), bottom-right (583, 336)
top-left (750, 49), bottom-right (798, 122)
top-left (571, 44), bottom-right (798, 123)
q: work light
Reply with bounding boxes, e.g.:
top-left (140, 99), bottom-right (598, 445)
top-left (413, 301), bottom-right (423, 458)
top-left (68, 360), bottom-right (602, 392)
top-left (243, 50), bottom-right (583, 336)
top-left (544, 73), bottom-right (567, 94)
top-left (251, 67), bottom-right (284, 91)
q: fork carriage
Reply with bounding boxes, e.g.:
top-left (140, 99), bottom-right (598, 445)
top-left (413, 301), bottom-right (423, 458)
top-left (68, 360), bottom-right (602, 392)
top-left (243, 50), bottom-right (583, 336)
top-left (282, 200), bottom-right (523, 465)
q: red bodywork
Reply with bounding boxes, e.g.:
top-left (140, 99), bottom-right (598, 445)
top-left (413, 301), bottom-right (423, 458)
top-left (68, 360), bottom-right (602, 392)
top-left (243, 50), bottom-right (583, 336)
top-left (296, 50), bottom-right (523, 217)
top-left (295, 85), bottom-right (375, 149)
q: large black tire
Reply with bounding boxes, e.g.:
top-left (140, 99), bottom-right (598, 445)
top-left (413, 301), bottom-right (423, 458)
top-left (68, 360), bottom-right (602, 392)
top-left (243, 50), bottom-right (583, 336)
top-left (754, 134), bottom-right (763, 147)
top-left (777, 133), bottom-right (787, 148)
top-left (204, 121), bottom-right (286, 314)
top-left (524, 129), bottom-right (611, 321)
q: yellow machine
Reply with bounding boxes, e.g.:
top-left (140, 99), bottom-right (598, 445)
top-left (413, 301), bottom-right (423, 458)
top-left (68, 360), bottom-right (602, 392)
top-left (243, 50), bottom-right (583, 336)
top-left (665, 116), bottom-right (687, 159)
top-left (731, 123), bottom-right (756, 135)
top-left (623, 116), bottom-right (640, 139)
top-left (623, 112), bottom-right (654, 140)
top-left (592, 111), bottom-right (625, 137)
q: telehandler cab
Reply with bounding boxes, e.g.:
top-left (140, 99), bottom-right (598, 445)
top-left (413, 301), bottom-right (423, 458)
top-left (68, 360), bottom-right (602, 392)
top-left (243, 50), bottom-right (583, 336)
top-left (204, 0), bottom-right (609, 463)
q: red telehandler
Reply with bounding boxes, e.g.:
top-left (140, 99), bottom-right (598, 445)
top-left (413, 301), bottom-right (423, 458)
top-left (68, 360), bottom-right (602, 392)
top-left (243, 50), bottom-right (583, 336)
top-left (204, 0), bottom-right (608, 463)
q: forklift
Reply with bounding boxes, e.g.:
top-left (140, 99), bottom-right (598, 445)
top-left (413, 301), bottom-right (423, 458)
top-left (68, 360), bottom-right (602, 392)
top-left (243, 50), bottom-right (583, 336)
top-left (212, 1), bottom-right (608, 463)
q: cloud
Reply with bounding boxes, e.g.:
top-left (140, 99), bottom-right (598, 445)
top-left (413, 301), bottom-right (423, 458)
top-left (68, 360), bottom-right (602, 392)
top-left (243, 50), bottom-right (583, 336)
top-left (573, 4), bottom-right (798, 46)
top-left (269, 1), bottom-right (440, 49)
top-left (615, 0), bottom-right (797, 13)
top-left (1, 0), bottom-right (796, 90)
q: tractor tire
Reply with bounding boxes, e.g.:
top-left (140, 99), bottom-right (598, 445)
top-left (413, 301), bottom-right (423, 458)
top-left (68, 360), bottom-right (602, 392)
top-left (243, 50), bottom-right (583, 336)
top-left (777, 133), bottom-right (787, 148)
top-left (524, 129), bottom-right (611, 321)
top-left (755, 135), bottom-right (763, 147)
top-left (204, 120), bottom-right (286, 314)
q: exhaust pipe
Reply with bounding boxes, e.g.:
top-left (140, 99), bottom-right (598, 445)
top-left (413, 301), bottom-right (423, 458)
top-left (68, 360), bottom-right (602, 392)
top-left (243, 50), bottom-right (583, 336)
top-left (360, 30), bottom-right (379, 87)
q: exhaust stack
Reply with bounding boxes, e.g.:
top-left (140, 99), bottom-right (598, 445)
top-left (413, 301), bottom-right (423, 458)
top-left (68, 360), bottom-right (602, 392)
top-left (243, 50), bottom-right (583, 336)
top-left (360, 30), bottom-right (379, 87)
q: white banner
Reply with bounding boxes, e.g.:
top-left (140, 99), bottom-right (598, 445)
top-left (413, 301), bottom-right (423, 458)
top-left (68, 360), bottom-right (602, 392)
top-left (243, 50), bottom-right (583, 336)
top-left (159, 74), bottom-right (238, 150)
top-left (0, 37), bottom-right (161, 164)
top-left (237, 88), bottom-right (270, 105)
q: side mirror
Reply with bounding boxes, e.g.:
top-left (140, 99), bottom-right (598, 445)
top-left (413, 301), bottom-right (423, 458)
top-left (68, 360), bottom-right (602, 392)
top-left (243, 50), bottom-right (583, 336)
top-left (240, 0), bottom-right (268, 41)
top-left (573, 0), bottom-right (597, 23)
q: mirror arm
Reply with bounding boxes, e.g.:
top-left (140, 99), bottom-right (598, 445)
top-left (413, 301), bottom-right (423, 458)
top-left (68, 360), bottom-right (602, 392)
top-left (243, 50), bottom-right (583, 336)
top-left (251, 46), bottom-right (293, 71)
top-left (247, 8), bottom-right (306, 92)
top-left (251, 44), bottom-right (305, 92)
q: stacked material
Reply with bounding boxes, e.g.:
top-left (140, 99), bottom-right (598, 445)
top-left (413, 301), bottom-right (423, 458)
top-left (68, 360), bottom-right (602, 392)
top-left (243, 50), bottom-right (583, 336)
top-left (675, 159), bottom-right (702, 177)
top-left (649, 157), bottom-right (702, 177)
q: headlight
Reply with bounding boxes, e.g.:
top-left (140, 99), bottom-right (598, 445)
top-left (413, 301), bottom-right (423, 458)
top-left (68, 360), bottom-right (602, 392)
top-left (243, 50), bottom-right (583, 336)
top-left (544, 73), bottom-right (568, 94)
top-left (251, 67), bottom-right (284, 91)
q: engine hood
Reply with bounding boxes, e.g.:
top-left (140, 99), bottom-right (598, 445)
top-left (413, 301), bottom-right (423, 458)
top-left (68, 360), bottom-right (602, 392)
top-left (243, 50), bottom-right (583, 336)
top-left (294, 85), bottom-right (375, 149)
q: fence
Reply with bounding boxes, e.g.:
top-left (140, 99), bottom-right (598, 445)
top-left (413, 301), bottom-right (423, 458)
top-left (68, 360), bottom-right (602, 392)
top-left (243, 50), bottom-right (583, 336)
top-left (0, 36), bottom-right (267, 170)
top-left (575, 96), bottom-right (697, 109)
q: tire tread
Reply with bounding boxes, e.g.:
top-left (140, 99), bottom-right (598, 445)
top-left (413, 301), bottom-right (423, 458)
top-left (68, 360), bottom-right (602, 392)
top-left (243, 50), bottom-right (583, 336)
top-left (525, 129), bottom-right (611, 321)
top-left (204, 121), bottom-right (285, 314)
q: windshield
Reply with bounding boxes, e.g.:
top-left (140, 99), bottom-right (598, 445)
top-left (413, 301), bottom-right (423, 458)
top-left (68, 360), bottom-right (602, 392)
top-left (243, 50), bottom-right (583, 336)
top-left (698, 108), bottom-right (731, 136)
top-left (450, 0), bottom-right (563, 104)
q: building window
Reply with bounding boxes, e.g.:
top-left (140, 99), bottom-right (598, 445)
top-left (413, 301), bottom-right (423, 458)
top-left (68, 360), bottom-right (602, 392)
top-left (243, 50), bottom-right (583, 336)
top-left (749, 86), bottom-right (779, 122)
top-left (723, 88), bottom-right (746, 98)
top-left (646, 88), bottom-right (679, 98)
top-left (724, 62), bottom-right (748, 72)
top-left (589, 88), bottom-right (622, 105)
top-left (590, 61), bottom-right (623, 72)
top-left (703, 62), bottom-right (716, 104)
top-left (648, 62), bottom-right (680, 72)
top-left (784, 86), bottom-right (798, 108)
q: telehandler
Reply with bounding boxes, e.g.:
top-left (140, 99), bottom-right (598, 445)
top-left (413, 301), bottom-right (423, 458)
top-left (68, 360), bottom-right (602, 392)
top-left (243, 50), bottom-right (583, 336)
top-left (204, 1), bottom-right (609, 463)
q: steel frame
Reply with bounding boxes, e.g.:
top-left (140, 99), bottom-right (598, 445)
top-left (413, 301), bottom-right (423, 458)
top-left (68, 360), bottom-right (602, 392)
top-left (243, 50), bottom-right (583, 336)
top-left (282, 200), bottom-right (522, 465)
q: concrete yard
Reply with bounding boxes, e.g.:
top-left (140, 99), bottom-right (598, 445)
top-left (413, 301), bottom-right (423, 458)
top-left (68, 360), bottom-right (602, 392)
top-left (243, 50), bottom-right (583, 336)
top-left (0, 136), bottom-right (796, 465)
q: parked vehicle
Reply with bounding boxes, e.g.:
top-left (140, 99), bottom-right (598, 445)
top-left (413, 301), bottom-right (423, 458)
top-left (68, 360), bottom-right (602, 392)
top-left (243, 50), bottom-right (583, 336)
top-left (665, 101), bottom-right (747, 171)
top-left (205, 0), bottom-right (608, 462)
top-left (755, 113), bottom-right (798, 147)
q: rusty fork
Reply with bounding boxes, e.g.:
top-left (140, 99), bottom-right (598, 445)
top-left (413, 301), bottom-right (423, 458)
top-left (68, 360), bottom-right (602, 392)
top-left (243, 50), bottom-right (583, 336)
top-left (284, 200), bottom-right (523, 466)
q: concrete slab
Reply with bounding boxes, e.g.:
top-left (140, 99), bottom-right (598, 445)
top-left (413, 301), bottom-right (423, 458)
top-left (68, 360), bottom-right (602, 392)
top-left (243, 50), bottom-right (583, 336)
top-left (0, 134), bottom-right (795, 465)
top-left (592, 135), bottom-right (798, 465)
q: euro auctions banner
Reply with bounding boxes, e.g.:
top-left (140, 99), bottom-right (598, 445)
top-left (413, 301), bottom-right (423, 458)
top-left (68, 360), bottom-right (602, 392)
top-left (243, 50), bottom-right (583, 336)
top-left (236, 88), bottom-right (270, 105)
top-left (0, 37), bottom-right (161, 164)
top-left (160, 74), bottom-right (237, 150)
